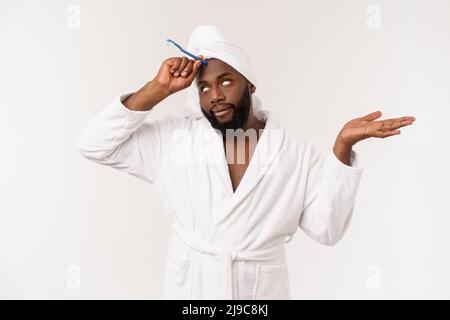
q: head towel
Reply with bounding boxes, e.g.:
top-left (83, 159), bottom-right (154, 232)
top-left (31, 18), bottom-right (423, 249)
top-left (182, 25), bottom-right (263, 119)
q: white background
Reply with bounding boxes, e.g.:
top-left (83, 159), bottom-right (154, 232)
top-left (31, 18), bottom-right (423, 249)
top-left (1, 0), bottom-right (449, 299)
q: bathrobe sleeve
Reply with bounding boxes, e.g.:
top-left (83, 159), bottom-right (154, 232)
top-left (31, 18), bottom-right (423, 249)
top-left (77, 93), bottom-right (165, 184)
top-left (298, 142), bottom-right (364, 246)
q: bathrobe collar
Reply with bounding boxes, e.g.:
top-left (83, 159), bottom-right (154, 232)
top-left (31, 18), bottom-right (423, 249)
top-left (199, 108), bottom-right (285, 225)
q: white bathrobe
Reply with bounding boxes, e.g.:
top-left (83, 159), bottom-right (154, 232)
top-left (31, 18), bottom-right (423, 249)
top-left (77, 93), bottom-right (364, 300)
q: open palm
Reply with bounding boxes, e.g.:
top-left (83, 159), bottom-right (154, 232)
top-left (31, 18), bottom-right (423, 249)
top-left (338, 111), bottom-right (416, 146)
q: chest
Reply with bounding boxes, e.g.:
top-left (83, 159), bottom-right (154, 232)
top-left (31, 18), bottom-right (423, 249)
top-left (224, 137), bottom-right (258, 193)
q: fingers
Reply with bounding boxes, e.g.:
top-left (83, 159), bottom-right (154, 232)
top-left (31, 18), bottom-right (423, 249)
top-left (181, 55), bottom-right (204, 78)
top-left (172, 57), bottom-right (189, 77)
top-left (373, 129), bottom-right (401, 139)
top-left (361, 111), bottom-right (383, 121)
top-left (376, 116), bottom-right (416, 131)
top-left (186, 60), bottom-right (202, 82)
top-left (362, 114), bottom-right (416, 140)
top-left (168, 56), bottom-right (202, 80)
top-left (168, 58), bottom-right (181, 74)
top-left (180, 60), bottom-right (193, 77)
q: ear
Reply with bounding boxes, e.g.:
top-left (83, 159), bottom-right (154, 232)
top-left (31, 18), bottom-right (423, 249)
top-left (248, 83), bottom-right (256, 94)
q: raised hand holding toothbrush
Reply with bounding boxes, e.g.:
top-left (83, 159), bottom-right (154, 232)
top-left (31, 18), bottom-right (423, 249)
top-left (155, 55), bottom-right (204, 95)
top-left (123, 38), bottom-right (208, 111)
top-left (123, 54), bottom-right (205, 112)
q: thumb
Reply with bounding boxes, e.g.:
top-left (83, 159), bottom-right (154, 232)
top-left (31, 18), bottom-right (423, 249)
top-left (361, 111), bottom-right (382, 121)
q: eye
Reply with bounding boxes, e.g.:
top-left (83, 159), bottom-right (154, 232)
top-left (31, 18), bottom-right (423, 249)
top-left (199, 79), bottom-right (232, 94)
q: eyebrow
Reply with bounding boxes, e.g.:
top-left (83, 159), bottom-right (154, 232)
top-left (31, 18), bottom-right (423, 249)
top-left (197, 72), bottom-right (234, 86)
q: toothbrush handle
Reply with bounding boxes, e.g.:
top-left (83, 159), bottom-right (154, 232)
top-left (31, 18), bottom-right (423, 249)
top-left (167, 39), bottom-right (208, 65)
top-left (180, 48), bottom-right (199, 60)
top-left (180, 49), bottom-right (208, 65)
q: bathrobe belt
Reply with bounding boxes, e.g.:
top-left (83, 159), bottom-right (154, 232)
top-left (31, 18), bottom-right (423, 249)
top-left (171, 222), bottom-right (293, 300)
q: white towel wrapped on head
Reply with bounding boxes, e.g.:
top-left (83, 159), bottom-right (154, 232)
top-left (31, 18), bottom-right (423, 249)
top-left (182, 25), bottom-right (263, 119)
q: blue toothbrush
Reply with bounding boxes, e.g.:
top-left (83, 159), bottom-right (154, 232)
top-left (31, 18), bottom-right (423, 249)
top-left (165, 38), bottom-right (209, 65)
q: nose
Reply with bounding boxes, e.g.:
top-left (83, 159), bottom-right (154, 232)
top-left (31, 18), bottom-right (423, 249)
top-left (210, 86), bottom-right (225, 105)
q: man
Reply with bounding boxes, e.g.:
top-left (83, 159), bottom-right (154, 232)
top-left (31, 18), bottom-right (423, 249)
top-left (77, 25), bottom-right (415, 299)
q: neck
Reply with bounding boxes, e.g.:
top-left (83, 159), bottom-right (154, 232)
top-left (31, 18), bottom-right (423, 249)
top-left (222, 108), bottom-right (266, 144)
top-left (242, 107), bottom-right (266, 139)
top-left (220, 108), bottom-right (266, 143)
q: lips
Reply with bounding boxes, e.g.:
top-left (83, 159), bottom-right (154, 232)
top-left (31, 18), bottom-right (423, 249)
top-left (214, 107), bottom-right (233, 117)
top-left (212, 104), bottom-right (233, 113)
top-left (212, 104), bottom-right (233, 117)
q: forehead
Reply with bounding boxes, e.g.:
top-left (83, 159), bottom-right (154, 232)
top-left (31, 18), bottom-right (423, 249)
top-left (197, 58), bottom-right (241, 83)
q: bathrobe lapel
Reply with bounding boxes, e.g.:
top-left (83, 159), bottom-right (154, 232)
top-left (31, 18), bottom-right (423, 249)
top-left (202, 109), bottom-right (285, 227)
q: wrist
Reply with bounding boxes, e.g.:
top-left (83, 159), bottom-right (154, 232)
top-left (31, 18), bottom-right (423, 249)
top-left (333, 136), bottom-right (353, 166)
top-left (335, 132), bottom-right (355, 149)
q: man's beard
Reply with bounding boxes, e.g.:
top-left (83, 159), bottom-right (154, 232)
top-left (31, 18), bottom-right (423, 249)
top-left (201, 86), bottom-right (252, 136)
